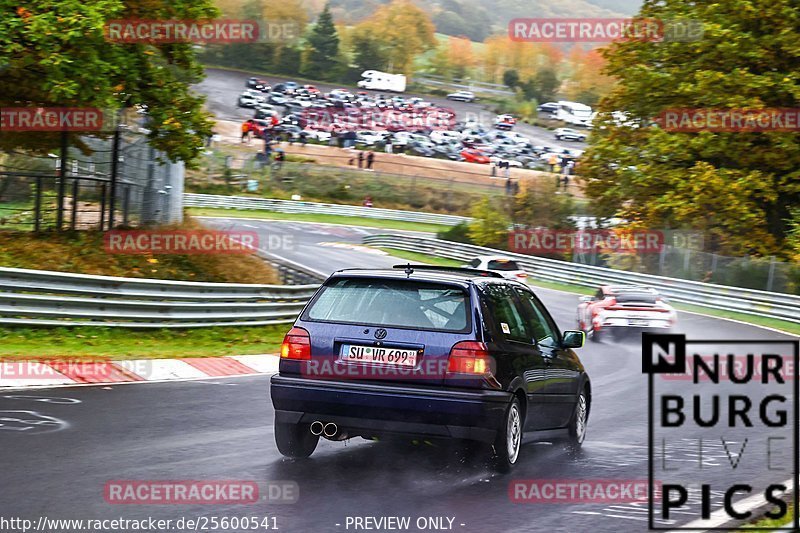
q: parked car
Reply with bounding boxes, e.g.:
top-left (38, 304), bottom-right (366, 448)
top-left (465, 257), bottom-right (528, 281)
top-left (577, 286), bottom-right (677, 342)
top-left (408, 140), bottom-right (437, 157)
top-left (495, 114), bottom-right (517, 130)
top-left (461, 149), bottom-right (491, 164)
top-left (254, 108), bottom-right (279, 121)
top-left (355, 130), bottom-right (385, 146)
top-left (446, 90), bottom-right (476, 102)
top-left (554, 128), bottom-right (587, 142)
top-left (537, 102), bottom-right (560, 115)
top-left (270, 264), bottom-right (590, 472)
top-left (238, 91), bottom-right (267, 108)
top-left (429, 130), bottom-right (462, 144)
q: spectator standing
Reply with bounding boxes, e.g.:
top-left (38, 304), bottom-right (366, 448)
top-left (241, 122), bottom-right (250, 144)
top-left (358, 151), bottom-right (364, 169)
top-left (366, 151), bottom-right (375, 171)
top-left (385, 137), bottom-right (393, 154)
top-left (548, 153), bottom-right (558, 172)
top-left (363, 196), bottom-right (374, 207)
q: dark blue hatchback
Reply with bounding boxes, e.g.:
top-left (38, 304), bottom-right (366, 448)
top-left (270, 265), bottom-right (591, 471)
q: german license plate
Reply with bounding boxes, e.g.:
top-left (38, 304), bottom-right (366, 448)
top-left (341, 345), bottom-right (418, 367)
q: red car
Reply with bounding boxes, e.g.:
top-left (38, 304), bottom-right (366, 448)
top-left (576, 285), bottom-right (678, 342)
top-left (461, 149), bottom-right (491, 164)
top-left (243, 119), bottom-right (275, 138)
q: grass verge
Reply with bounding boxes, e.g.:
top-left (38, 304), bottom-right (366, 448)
top-left (189, 208), bottom-right (449, 234)
top-left (0, 219), bottom-right (279, 283)
top-left (0, 325), bottom-right (287, 359)
top-left (739, 503), bottom-right (794, 530)
top-left (377, 247), bottom-right (800, 335)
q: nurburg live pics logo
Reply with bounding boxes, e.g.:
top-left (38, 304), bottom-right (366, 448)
top-left (642, 333), bottom-right (799, 530)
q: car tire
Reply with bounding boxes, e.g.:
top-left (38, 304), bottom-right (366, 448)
top-left (590, 328), bottom-right (603, 342)
top-left (275, 421), bottom-right (319, 458)
top-left (491, 397), bottom-right (523, 473)
top-left (566, 389), bottom-right (589, 448)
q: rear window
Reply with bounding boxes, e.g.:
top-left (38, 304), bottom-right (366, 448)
top-left (487, 259), bottom-right (520, 272)
top-left (615, 292), bottom-right (657, 304)
top-left (304, 278), bottom-right (470, 332)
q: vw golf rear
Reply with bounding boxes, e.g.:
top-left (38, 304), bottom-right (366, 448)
top-left (270, 266), bottom-right (591, 471)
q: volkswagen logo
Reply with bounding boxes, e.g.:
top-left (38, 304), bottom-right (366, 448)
top-left (374, 328), bottom-right (387, 339)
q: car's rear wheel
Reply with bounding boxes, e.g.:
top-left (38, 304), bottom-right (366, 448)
top-left (275, 421), bottom-right (319, 458)
top-left (566, 390), bottom-right (589, 448)
top-left (491, 397), bottom-right (523, 473)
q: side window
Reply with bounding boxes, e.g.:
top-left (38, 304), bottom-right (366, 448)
top-left (515, 289), bottom-right (559, 348)
top-left (481, 284), bottom-right (530, 343)
top-left (595, 289), bottom-right (604, 301)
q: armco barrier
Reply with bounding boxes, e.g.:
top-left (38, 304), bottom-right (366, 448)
top-left (183, 193), bottom-right (471, 227)
top-left (362, 234), bottom-right (800, 325)
top-left (0, 267), bottom-right (320, 328)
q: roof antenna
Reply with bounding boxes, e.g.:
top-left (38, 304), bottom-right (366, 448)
top-left (404, 263), bottom-right (413, 277)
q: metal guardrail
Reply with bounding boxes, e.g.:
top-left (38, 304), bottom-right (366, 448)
top-left (413, 76), bottom-right (516, 97)
top-left (0, 267), bottom-right (320, 328)
top-left (183, 193), bottom-right (471, 227)
top-left (362, 234), bottom-right (800, 325)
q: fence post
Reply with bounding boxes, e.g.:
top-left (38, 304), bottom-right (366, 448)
top-left (70, 178), bottom-right (79, 230)
top-left (767, 256), bottom-right (776, 292)
top-left (108, 126), bottom-right (121, 229)
top-left (99, 182), bottom-right (107, 231)
top-left (34, 176), bottom-right (42, 233)
top-left (56, 131), bottom-right (68, 230)
top-left (122, 186), bottom-right (130, 226)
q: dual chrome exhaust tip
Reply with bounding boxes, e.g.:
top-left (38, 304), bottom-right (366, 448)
top-left (310, 421), bottom-right (347, 440)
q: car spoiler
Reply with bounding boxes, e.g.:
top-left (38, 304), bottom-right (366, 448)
top-left (391, 264), bottom-right (504, 278)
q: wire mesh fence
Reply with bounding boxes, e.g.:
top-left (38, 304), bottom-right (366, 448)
top-left (0, 129), bottom-right (184, 232)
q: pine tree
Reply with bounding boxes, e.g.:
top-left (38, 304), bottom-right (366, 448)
top-left (303, 4), bottom-right (340, 81)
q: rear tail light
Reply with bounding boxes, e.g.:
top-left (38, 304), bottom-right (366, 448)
top-left (447, 341), bottom-right (493, 375)
top-left (516, 272), bottom-right (528, 279)
top-left (280, 327), bottom-right (311, 360)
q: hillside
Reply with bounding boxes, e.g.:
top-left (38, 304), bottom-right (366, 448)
top-left (220, 0), bottom-right (643, 42)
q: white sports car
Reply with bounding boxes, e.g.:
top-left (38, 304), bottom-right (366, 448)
top-left (576, 285), bottom-right (677, 341)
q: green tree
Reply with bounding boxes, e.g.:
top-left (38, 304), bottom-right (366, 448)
top-left (350, 31), bottom-right (389, 73)
top-left (503, 69), bottom-right (520, 89)
top-left (468, 198), bottom-right (510, 248)
top-left (0, 0), bottom-right (219, 165)
top-left (359, 0), bottom-right (436, 77)
top-left (582, 0), bottom-right (800, 257)
top-left (512, 181), bottom-right (575, 230)
top-left (303, 3), bottom-right (340, 81)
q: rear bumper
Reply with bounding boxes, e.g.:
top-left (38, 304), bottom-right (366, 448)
top-left (270, 375), bottom-right (512, 443)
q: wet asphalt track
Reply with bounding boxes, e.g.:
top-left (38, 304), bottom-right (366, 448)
top-left (1, 219), bottom-right (796, 533)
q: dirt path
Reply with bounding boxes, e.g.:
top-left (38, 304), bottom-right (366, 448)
top-left (213, 119), bottom-right (585, 197)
